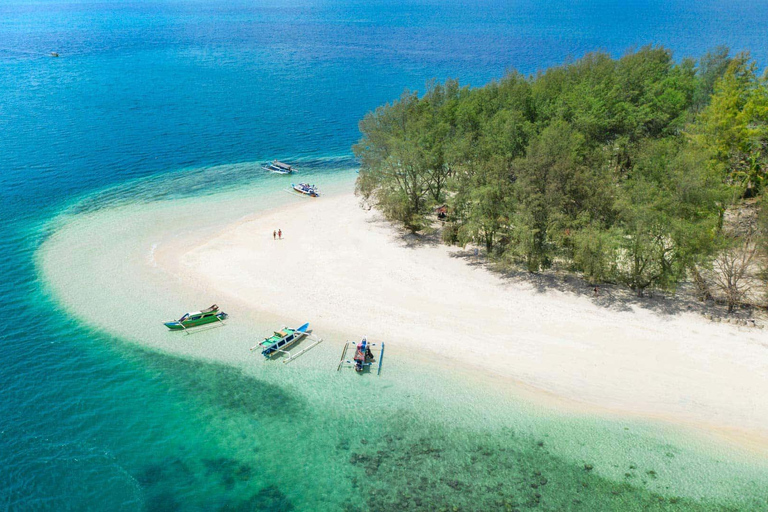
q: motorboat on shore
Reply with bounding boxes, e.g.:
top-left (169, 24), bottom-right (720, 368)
top-left (264, 160), bottom-right (295, 174)
top-left (292, 182), bottom-right (319, 197)
top-left (164, 304), bottom-right (227, 331)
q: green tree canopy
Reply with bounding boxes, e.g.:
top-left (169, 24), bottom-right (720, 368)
top-left (354, 46), bottom-right (765, 295)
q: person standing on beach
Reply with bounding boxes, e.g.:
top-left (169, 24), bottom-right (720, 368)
top-left (278, 229), bottom-right (282, 240)
top-left (273, 230), bottom-right (276, 240)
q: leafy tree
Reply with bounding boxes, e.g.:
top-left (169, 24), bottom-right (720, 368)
top-left (509, 121), bottom-right (593, 270)
top-left (353, 47), bottom-right (763, 299)
top-left (693, 54), bottom-right (768, 197)
top-left (693, 46), bottom-right (731, 111)
top-left (571, 226), bottom-right (620, 282)
top-left (455, 156), bottom-right (514, 253)
top-left (354, 92), bottom-right (432, 230)
top-left (614, 140), bottom-right (723, 295)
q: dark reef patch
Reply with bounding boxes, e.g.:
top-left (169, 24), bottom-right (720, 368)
top-left (340, 416), bottom-right (744, 511)
top-left (223, 485), bottom-right (295, 512)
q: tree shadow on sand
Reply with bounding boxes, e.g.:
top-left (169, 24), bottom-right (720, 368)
top-left (363, 213), bottom-right (444, 248)
top-left (449, 247), bottom-right (765, 321)
top-left (360, 204), bottom-right (763, 323)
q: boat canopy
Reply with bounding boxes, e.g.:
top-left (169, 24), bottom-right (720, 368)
top-left (166, 306), bottom-right (228, 331)
top-left (273, 161), bottom-right (292, 170)
top-left (178, 304), bottom-right (218, 320)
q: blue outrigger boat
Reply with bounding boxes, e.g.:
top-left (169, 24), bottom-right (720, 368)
top-left (337, 337), bottom-right (384, 375)
top-left (252, 322), bottom-right (323, 363)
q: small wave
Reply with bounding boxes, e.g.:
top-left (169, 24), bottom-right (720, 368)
top-left (148, 242), bottom-right (159, 267)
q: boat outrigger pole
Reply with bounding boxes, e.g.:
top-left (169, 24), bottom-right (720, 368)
top-left (336, 342), bottom-right (350, 372)
top-left (377, 342), bottom-right (385, 376)
top-left (281, 333), bottom-right (323, 364)
top-left (337, 337), bottom-right (384, 375)
top-left (254, 322), bottom-right (323, 364)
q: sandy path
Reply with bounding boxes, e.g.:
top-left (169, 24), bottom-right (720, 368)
top-left (164, 192), bottom-right (768, 449)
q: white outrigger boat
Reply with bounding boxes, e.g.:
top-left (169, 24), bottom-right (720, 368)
top-left (291, 182), bottom-right (319, 197)
top-left (337, 337), bottom-right (384, 375)
top-left (263, 160), bottom-right (295, 174)
top-left (251, 322), bottom-right (323, 364)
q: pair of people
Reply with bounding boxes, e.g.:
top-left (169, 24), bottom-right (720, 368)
top-left (272, 229), bottom-right (282, 240)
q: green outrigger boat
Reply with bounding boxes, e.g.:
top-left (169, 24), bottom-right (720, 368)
top-left (164, 304), bottom-right (228, 331)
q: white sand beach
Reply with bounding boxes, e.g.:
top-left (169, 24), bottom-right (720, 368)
top-left (146, 191), bottom-right (768, 452)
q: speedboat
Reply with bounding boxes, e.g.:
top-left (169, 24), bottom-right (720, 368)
top-left (263, 160), bottom-right (294, 174)
top-left (164, 304), bottom-right (228, 331)
top-left (292, 182), bottom-right (319, 197)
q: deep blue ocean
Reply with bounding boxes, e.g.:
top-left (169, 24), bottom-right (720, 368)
top-left (2, 1), bottom-right (768, 509)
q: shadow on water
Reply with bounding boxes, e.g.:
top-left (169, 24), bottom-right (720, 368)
top-left (90, 306), bottom-right (763, 512)
top-left (139, 354), bottom-right (305, 418)
top-left (16, 304), bottom-right (764, 511)
top-left (98, 341), bottom-right (305, 511)
top-left (26, 234), bottom-right (765, 511)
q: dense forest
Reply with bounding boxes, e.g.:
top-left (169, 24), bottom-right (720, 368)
top-left (354, 47), bottom-right (768, 308)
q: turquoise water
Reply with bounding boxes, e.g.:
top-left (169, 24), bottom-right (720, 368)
top-left (4, 0), bottom-right (768, 509)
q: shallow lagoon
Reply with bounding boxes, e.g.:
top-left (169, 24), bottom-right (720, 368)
top-left (34, 162), bottom-right (768, 510)
top-left (5, 0), bottom-right (768, 508)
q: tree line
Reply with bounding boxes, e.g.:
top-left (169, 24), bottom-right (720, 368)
top-left (354, 46), bottom-right (768, 304)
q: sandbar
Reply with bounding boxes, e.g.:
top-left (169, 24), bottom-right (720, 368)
top-left (149, 190), bottom-right (768, 453)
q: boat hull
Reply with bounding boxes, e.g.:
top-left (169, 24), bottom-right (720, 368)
top-left (165, 312), bottom-right (228, 330)
top-left (291, 184), bottom-right (319, 197)
top-left (264, 161), bottom-right (294, 174)
top-left (264, 165), bottom-right (292, 174)
top-left (261, 322), bottom-right (310, 357)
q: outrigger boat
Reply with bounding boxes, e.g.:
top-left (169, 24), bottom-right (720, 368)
top-left (164, 304), bottom-right (227, 332)
top-left (337, 337), bottom-right (384, 375)
top-left (291, 182), bottom-right (319, 197)
top-left (263, 160), bottom-right (295, 174)
top-left (252, 322), bottom-right (323, 363)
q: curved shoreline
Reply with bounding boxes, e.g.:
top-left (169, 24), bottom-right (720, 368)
top-left (37, 174), bottom-right (768, 461)
top-left (168, 191), bottom-right (768, 454)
